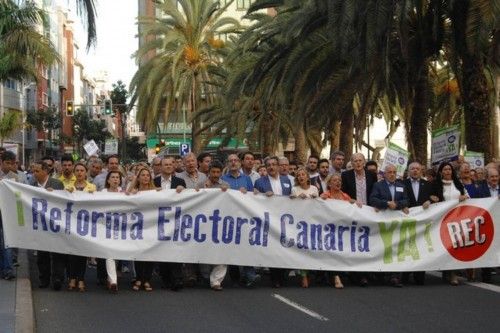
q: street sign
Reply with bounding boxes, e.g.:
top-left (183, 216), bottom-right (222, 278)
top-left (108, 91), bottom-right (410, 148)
top-left (179, 142), bottom-right (191, 156)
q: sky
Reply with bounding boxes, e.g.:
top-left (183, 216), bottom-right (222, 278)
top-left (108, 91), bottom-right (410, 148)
top-left (75, 0), bottom-right (138, 90)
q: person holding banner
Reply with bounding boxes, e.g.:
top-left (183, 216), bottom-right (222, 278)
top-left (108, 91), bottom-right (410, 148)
top-left (431, 162), bottom-right (468, 286)
top-left (319, 173), bottom-right (360, 289)
top-left (154, 157), bottom-right (186, 291)
top-left (402, 161), bottom-right (436, 285)
top-left (477, 167), bottom-right (499, 283)
top-left (0, 151), bottom-right (18, 281)
top-left (59, 154), bottom-right (76, 189)
top-left (369, 164), bottom-right (409, 288)
top-left (29, 161), bottom-right (67, 290)
top-left (101, 170), bottom-right (125, 293)
top-left (290, 167), bottom-right (319, 288)
top-left (459, 163), bottom-right (486, 199)
top-left (255, 156), bottom-right (292, 288)
top-left (197, 161), bottom-right (229, 291)
top-left (128, 167), bottom-right (157, 291)
top-left (66, 163), bottom-right (96, 292)
top-left (341, 153), bottom-right (377, 287)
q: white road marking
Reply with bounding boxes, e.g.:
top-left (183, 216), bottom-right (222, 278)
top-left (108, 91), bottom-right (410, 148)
top-left (272, 294), bottom-right (329, 321)
top-left (427, 272), bottom-right (500, 293)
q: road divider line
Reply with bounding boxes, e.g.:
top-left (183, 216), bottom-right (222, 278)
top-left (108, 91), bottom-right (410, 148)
top-left (272, 294), bottom-right (329, 321)
top-left (427, 272), bottom-right (500, 293)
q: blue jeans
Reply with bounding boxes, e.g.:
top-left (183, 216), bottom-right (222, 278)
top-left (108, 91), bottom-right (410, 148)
top-left (0, 215), bottom-right (14, 277)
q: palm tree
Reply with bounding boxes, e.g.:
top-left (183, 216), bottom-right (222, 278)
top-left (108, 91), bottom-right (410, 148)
top-left (130, 0), bottom-right (241, 153)
top-left (0, 110), bottom-right (21, 146)
top-left (446, 0), bottom-right (498, 161)
top-left (0, 0), bottom-right (59, 81)
top-left (75, 0), bottom-right (97, 50)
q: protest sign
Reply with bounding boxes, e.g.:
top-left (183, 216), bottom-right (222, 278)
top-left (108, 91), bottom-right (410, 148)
top-left (1, 180), bottom-right (498, 271)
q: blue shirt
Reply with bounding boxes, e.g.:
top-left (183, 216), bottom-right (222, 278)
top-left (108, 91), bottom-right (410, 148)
top-left (386, 180), bottom-right (396, 200)
top-left (221, 172), bottom-right (254, 191)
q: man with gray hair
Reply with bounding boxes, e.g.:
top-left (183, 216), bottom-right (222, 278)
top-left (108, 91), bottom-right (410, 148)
top-left (402, 161), bottom-right (435, 285)
top-left (278, 156), bottom-right (295, 183)
top-left (369, 164), bottom-right (409, 288)
top-left (341, 153), bottom-right (377, 206)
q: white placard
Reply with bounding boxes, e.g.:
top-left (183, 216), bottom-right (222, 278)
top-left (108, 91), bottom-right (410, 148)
top-left (104, 139), bottom-right (118, 155)
top-left (83, 140), bottom-right (99, 156)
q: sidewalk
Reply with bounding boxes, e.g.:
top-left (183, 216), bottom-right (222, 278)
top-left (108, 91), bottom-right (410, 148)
top-left (0, 249), bottom-right (34, 333)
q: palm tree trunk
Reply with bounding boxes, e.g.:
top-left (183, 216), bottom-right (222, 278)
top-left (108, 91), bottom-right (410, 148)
top-left (461, 56), bottom-right (492, 161)
top-left (293, 124), bottom-right (307, 165)
top-left (408, 63), bottom-right (429, 164)
top-left (190, 79), bottom-right (202, 154)
top-left (260, 114), bottom-right (274, 157)
top-left (339, 109), bottom-right (354, 163)
top-left (329, 120), bottom-right (341, 157)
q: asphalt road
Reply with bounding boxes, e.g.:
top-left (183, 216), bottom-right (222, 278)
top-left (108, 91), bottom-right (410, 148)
top-left (29, 255), bottom-right (500, 333)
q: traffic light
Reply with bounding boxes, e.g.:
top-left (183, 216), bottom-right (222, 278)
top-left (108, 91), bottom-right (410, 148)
top-left (104, 99), bottom-right (113, 115)
top-left (66, 100), bottom-right (74, 116)
top-left (155, 140), bottom-right (165, 154)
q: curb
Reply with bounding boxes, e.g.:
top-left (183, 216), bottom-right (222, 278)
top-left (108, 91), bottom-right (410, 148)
top-left (14, 249), bottom-right (34, 333)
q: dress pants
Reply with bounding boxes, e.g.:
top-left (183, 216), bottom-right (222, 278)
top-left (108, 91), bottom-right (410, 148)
top-left (68, 255), bottom-right (87, 280)
top-left (270, 268), bottom-right (286, 287)
top-left (159, 262), bottom-right (183, 287)
top-left (135, 261), bottom-right (154, 282)
top-left (37, 251), bottom-right (67, 285)
top-left (96, 258), bottom-right (107, 284)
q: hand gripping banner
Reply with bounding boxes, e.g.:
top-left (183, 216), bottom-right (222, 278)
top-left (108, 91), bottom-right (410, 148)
top-left (1, 180), bottom-right (498, 271)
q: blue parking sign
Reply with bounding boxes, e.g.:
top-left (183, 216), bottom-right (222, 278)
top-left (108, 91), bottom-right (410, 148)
top-left (179, 142), bottom-right (191, 156)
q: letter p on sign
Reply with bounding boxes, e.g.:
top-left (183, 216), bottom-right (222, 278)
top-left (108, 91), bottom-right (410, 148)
top-left (179, 143), bottom-right (191, 156)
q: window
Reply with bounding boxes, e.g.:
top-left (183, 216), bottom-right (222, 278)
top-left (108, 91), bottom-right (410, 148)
top-left (236, 0), bottom-right (253, 10)
top-left (42, 93), bottom-right (49, 107)
top-left (3, 79), bottom-right (17, 90)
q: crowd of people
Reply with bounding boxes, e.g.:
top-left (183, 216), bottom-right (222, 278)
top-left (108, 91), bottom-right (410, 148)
top-left (0, 145), bottom-right (498, 293)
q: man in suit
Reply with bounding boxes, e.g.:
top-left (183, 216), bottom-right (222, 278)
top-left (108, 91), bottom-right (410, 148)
top-left (311, 159), bottom-right (330, 195)
top-left (254, 156), bottom-right (292, 287)
top-left (0, 151), bottom-right (19, 280)
top-left (30, 160), bottom-right (67, 290)
top-left (341, 153), bottom-right (378, 206)
top-left (402, 161), bottom-right (434, 285)
top-left (478, 167), bottom-right (499, 283)
top-left (341, 153), bottom-right (378, 286)
top-left (154, 156), bottom-right (186, 291)
top-left (370, 164), bottom-right (409, 212)
top-left (370, 164), bottom-right (409, 287)
top-left (254, 156), bottom-right (292, 197)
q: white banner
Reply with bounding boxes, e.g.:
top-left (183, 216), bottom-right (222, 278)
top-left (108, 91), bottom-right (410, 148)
top-left (431, 125), bottom-right (460, 166)
top-left (381, 142), bottom-right (410, 177)
top-left (1, 180), bottom-right (499, 272)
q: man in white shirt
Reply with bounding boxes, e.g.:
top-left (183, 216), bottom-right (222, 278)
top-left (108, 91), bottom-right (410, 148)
top-left (240, 152), bottom-right (260, 184)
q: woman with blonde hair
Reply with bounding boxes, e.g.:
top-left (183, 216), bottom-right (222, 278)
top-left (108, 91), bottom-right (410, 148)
top-left (127, 167), bottom-right (157, 291)
top-left (290, 168), bottom-right (318, 288)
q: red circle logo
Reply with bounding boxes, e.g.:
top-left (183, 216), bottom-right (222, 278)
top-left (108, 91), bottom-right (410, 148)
top-left (439, 205), bottom-right (494, 261)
